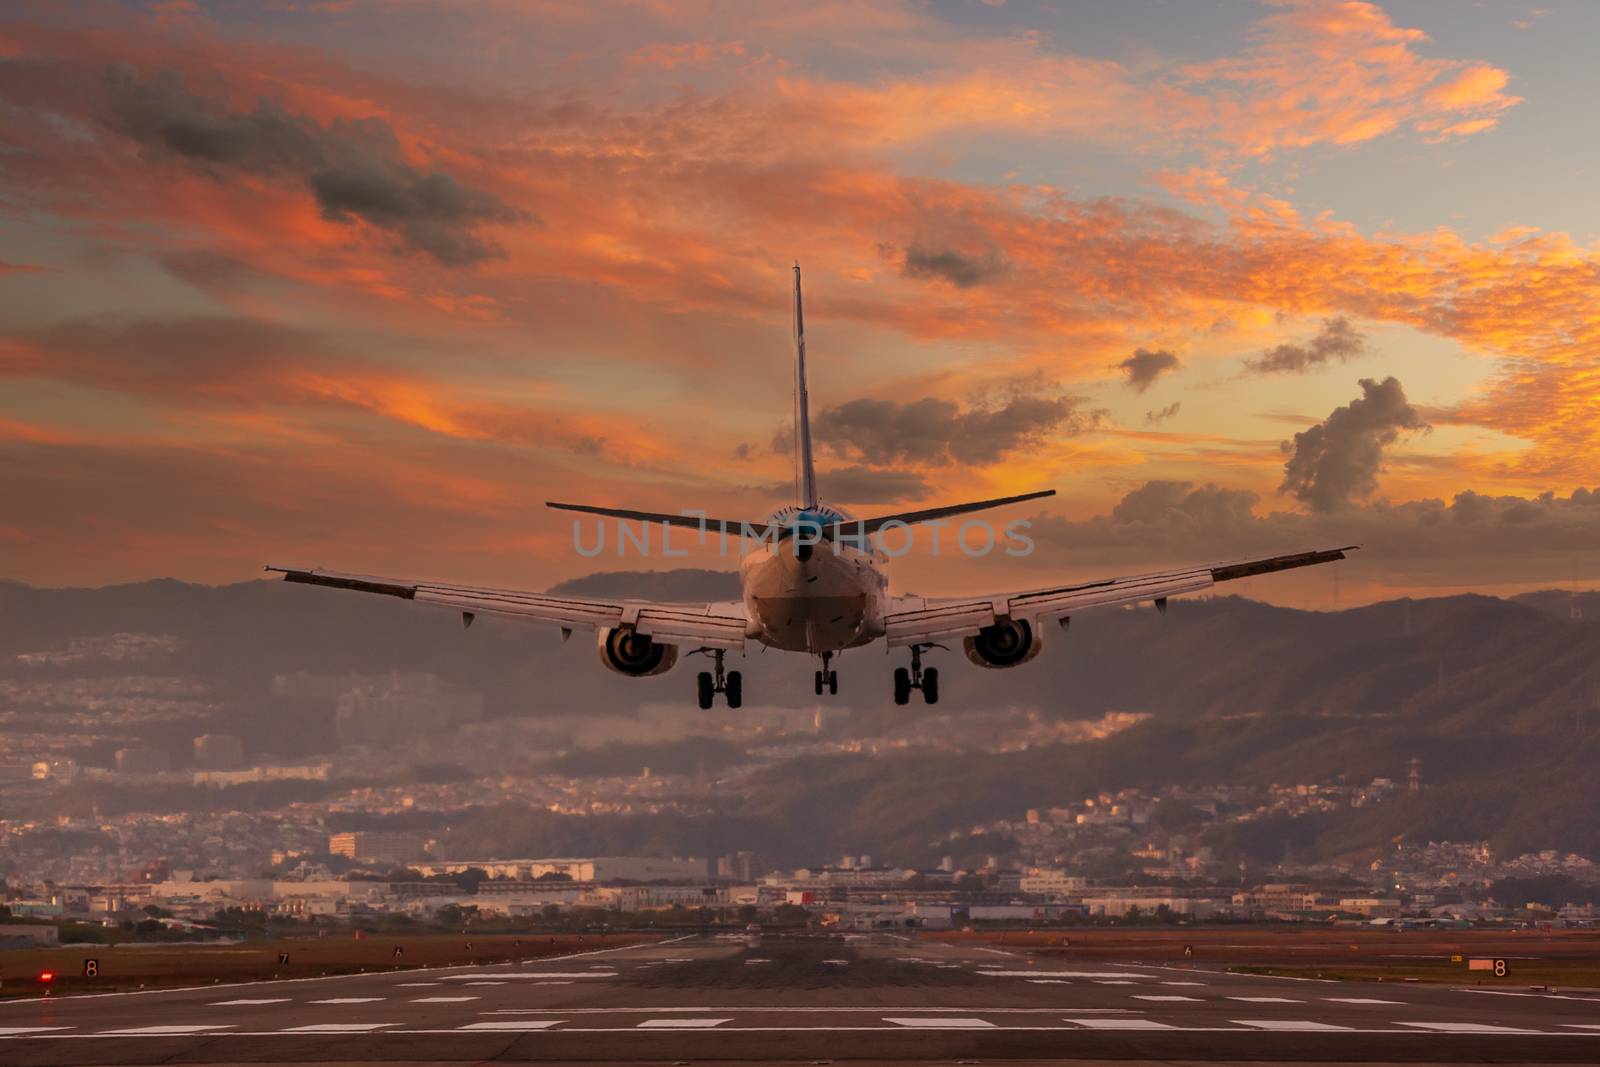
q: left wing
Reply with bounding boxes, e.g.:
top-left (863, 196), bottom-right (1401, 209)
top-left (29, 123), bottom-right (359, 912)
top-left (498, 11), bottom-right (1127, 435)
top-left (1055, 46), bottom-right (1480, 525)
top-left (263, 566), bottom-right (747, 650)
top-left (883, 546), bottom-right (1354, 647)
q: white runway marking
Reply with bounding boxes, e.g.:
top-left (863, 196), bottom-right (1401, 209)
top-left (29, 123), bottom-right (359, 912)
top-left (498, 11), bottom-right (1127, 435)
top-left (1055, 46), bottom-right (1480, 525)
top-left (0, 1028), bottom-right (71, 1036)
top-left (637, 1018), bottom-right (733, 1028)
top-left (885, 1017), bottom-right (996, 1029)
top-left (1161, 981), bottom-right (1205, 986)
top-left (1235, 1019), bottom-right (1351, 1031)
top-left (980, 970), bottom-right (1153, 978)
top-left (534, 981), bottom-right (571, 985)
top-left (1228, 996), bottom-right (1302, 1003)
top-left (211, 998), bottom-right (289, 1005)
top-left (1325, 997), bottom-right (1401, 1005)
top-left (1133, 994), bottom-right (1201, 1002)
top-left (459, 1020), bottom-right (564, 1031)
top-left (1028, 979), bottom-right (1071, 984)
top-left (100, 1024), bottom-right (235, 1035)
top-left (1399, 1022), bottom-right (1540, 1034)
top-left (1067, 1018), bottom-right (1177, 1030)
top-left (465, 981), bottom-right (506, 986)
top-left (412, 995), bottom-right (479, 1003)
top-left (310, 996), bottom-right (384, 1004)
top-left (1565, 1024), bottom-right (1600, 1030)
top-left (1094, 980), bottom-right (1135, 985)
top-left (280, 1023), bottom-right (395, 1033)
top-left (396, 982), bottom-right (439, 987)
top-left (442, 972), bottom-right (614, 980)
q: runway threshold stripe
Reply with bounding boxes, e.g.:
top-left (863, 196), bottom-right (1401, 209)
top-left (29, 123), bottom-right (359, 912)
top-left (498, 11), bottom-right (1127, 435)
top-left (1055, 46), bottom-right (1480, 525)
top-left (884, 1018), bottom-right (996, 1029)
top-left (1325, 997), bottom-right (1401, 1004)
top-left (211, 998), bottom-right (289, 1005)
top-left (310, 997), bottom-right (384, 1004)
top-left (636, 1018), bottom-right (733, 1028)
top-left (1235, 1019), bottom-right (1352, 1031)
top-left (1133, 995), bottom-right (1201, 1002)
top-left (279, 1023), bottom-right (395, 1032)
top-left (1066, 1018), bottom-right (1177, 1030)
top-left (412, 996), bottom-right (478, 1003)
top-left (459, 1021), bottom-right (564, 1031)
top-left (1228, 996), bottom-right (1302, 1003)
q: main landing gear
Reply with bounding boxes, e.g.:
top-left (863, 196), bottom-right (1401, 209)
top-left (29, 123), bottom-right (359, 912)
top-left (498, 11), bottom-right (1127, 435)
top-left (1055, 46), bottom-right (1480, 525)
top-left (694, 649), bottom-right (742, 710)
top-left (893, 644), bottom-right (940, 706)
top-left (814, 651), bottom-right (839, 696)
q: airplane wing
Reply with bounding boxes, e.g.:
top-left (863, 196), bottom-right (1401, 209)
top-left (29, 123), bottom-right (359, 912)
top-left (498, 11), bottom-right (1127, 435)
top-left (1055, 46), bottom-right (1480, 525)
top-left (882, 546), bottom-right (1355, 647)
top-left (263, 566), bottom-right (748, 650)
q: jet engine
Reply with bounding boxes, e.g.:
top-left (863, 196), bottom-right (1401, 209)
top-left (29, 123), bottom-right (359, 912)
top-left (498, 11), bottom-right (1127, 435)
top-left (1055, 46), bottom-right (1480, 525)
top-left (963, 617), bottom-right (1042, 669)
top-left (597, 627), bottom-right (679, 676)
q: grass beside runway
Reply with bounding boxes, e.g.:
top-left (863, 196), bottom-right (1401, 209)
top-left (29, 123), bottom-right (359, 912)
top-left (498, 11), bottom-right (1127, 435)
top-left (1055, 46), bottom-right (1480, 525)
top-left (926, 927), bottom-right (1600, 989)
top-left (0, 931), bottom-right (661, 999)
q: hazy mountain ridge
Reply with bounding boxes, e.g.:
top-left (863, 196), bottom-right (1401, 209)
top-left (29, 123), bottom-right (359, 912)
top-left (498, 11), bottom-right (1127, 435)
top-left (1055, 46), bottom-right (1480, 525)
top-left (3, 575), bottom-right (1598, 864)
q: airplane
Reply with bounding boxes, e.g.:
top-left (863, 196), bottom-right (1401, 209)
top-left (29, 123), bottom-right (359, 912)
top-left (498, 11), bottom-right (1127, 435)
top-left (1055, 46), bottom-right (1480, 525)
top-left (267, 266), bottom-right (1354, 710)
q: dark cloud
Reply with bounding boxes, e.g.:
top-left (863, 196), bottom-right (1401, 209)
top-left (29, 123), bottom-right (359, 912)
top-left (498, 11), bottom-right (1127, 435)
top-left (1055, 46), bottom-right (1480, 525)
top-left (1280, 376), bottom-right (1427, 512)
top-left (900, 243), bottom-right (1007, 288)
top-left (1245, 316), bottom-right (1367, 374)
top-left (1145, 401), bottom-right (1181, 424)
top-left (102, 66), bottom-right (529, 264)
top-left (812, 392), bottom-right (1097, 466)
top-left (1119, 347), bottom-right (1180, 391)
top-left (816, 466), bottom-right (930, 504)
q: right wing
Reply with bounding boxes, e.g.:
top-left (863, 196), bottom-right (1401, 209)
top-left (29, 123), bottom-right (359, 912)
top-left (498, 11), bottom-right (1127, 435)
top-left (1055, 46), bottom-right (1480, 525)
top-left (263, 566), bottom-right (747, 650)
top-left (883, 546), bottom-right (1354, 647)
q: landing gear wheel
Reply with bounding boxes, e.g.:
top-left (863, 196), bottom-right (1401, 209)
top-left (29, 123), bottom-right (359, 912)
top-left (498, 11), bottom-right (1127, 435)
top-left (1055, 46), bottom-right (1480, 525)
top-left (814, 670), bottom-right (824, 696)
top-left (827, 671), bottom-right (838, 695)
top-left (725, 670), bottom-right (743, 709)
top-left (893, 667), bottom-right (912, 705)
top-left (696, 671), bottom-right (715, 710)
top-left (922, 667), bottom-right (939, 705)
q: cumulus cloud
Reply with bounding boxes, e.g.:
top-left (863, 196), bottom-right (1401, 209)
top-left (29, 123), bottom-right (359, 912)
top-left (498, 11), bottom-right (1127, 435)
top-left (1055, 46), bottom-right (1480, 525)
top-left (1146, 401), bottom-right (1181, 424)
top-left (1119, 347), bottom-right (1180, 391)
top-left (811, 391), bottom-right (1097, 466)
top-left (1280, 377), bottom-right (1427, 512)
top-left (900, 243), bottom-right (1008, 288)
top-left (817, 466), bottom-right (930, 503)
top-left (1245, 317), bottom-right (1367, 374)
top-left (102, 66), bottom-right (529, 263)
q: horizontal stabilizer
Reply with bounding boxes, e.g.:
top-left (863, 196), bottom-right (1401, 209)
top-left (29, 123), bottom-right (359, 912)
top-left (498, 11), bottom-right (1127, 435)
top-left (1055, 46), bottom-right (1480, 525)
top-left (546, 501), bottom-right (769, 535)
top-left (837, 489), bottom-right (1055, 536)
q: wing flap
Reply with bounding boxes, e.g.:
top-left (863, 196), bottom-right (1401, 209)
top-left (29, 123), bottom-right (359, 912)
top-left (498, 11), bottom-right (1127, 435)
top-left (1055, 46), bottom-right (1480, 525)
top-left (265, 566), bottom-right (745, 649)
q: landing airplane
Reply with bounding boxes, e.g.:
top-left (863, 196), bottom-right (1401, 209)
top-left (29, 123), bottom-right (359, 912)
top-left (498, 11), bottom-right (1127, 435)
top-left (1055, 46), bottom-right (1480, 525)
top-left (268, 266), bottom-right (1353, 709)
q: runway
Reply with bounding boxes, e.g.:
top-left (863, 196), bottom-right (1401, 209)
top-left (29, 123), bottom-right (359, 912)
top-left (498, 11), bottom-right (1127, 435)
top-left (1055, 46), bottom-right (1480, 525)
top-left (3, 932), bottom-right (1599, 1063)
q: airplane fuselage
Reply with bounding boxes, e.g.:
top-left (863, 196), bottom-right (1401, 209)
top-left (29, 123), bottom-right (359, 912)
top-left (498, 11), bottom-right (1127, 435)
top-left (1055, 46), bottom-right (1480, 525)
top-left (740, 538), bottom-right (888, 652)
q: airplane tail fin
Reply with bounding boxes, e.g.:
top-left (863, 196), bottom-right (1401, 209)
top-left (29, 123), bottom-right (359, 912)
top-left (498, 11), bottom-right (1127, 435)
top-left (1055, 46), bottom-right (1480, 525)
top-left (792, 263), bottom-right (819, 508)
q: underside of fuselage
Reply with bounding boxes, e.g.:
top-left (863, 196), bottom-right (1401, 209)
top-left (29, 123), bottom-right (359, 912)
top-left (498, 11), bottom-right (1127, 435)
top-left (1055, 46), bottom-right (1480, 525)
top-left (741, 540), bottom-right (885, 653)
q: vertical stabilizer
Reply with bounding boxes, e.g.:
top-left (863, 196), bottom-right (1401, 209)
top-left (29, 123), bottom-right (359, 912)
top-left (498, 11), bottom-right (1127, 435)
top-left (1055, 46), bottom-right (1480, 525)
top-left (792, 263), bottom-right (819, 508)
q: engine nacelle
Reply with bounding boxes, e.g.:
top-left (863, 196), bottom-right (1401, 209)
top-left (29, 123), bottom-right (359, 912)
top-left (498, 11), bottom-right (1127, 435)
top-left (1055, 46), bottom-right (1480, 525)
top-left (964, 617), bottom-right (1043, 669)
top-left (597, 627), bottom-right (679, 677)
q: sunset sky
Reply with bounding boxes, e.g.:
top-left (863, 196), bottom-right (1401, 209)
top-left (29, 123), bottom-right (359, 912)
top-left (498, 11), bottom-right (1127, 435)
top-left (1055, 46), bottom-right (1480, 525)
top-left (2, 0), bottom-right (1597, 606)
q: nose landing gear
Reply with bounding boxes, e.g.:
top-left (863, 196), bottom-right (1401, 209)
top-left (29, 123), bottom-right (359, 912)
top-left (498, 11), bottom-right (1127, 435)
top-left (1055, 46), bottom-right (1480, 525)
top-left (893, 644), bottom-right (941, 705)
top-left (813, 651), bottom-right (839, 696)
top-left (693, 649), bottom-right (742, 709)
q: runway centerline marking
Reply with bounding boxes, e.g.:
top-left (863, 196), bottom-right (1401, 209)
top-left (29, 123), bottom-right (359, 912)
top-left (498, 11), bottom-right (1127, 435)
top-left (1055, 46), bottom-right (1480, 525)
top-left (1399, 1021), bottom-right (1541, 1034)
top-left (885, 1017), bottom-right (996, 1029)
top-left (0, 1028), bottom-right (70, 1036)
top-left (1325, 997), bottom-right (1401, 1005)
top-left (459, 1020), bottom-right (563, 1031)
top-left (1133, 994), bottom-right (1201, 1002)
top-left (211, 998), bottom-right (289, 1005)
top-left (411, 996), bottom-right (478, 1003)
top-left (1228, 996), bottom-right (1302, 1003)
top-left (309, 997), bottom-right (384, 1004)
top-left (637, 1018), bottom-right (733, 1028)
top-left (1067, 1017), bottom-right (1178, 1030)
top-left (280, 1022), bottom-right (395, 1033)
top-left (1235, 1019), bottom-right (1352, 1031)
top-left (100, 1024), bottom-right (235, 1035)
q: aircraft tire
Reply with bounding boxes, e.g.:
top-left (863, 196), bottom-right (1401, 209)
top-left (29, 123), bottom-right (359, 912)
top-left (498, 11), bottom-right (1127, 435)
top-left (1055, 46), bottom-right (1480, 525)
top-left (726, 670), bottom-right (743, 708)
top-left (893, 667), bottom-right (911, 705)
top-left (696, 671), bottom-right (715, 710)
top-left (922, 667), bottom-right (940, 704)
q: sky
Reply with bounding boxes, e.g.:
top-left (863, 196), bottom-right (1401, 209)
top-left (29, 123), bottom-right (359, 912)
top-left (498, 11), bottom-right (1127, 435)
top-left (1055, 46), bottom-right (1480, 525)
top-left (1, 0), bottom-right (1597, 607)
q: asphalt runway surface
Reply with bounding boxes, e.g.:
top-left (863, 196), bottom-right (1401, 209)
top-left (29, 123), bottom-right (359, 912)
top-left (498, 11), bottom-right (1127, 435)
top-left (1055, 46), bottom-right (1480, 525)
top-left (3, 932), bottom-right (1600, 1064)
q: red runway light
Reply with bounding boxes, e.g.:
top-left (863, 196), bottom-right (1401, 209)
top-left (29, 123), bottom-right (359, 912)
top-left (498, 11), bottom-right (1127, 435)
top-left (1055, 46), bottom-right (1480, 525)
top-left (38, 970), bottom-right (56, 983)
